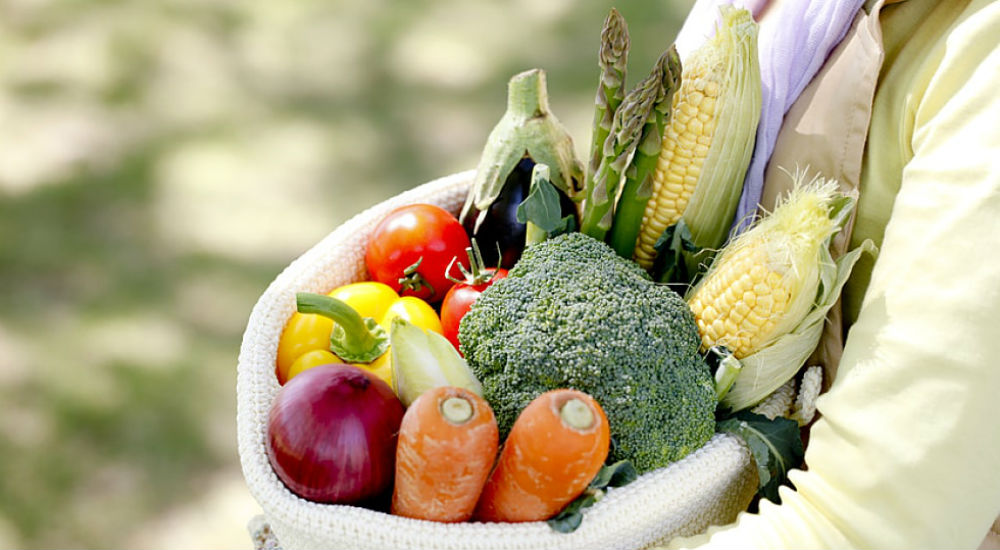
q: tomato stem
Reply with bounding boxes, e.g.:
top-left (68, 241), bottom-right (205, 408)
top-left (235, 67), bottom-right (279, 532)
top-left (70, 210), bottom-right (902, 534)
top-left (398, 257), bottom-right (435, 299)
top-left (446, 240), bottom-right (494, 286)
top-left (296, 292), bottom-right (389, 363)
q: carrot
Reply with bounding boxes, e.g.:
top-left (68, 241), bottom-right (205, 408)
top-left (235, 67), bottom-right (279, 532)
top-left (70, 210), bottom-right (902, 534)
top-left (473, 388), bottom-right (610, 523)
top-left (391, 386), bottom-right (499, 522)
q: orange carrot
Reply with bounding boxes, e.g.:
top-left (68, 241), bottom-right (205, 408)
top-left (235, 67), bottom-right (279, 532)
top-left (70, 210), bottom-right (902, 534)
top-left (391, 386), bottom-right (499, 522)
top-left (473, 389), bottom-right (610, 523)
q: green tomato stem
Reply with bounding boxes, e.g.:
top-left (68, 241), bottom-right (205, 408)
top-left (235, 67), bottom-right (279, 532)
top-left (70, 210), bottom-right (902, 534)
top-left (447, 240), bottom-right (492, 286)
top-left (295, 292), bottom-right (389, 363)
top-left (398, 257), bottom-right (435, 299)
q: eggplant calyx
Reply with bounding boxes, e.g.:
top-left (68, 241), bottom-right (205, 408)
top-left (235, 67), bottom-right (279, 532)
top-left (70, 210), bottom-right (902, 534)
top-left (459, 69), bottom-right (584, 234)
top-left (446, 240), bottom-right (494, 286)
top-left (398, 257), bottom-right (435, 299)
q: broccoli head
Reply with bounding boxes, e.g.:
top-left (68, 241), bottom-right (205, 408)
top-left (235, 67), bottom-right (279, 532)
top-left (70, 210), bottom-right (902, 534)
top-left (458, 232), bottom-right (717, 473)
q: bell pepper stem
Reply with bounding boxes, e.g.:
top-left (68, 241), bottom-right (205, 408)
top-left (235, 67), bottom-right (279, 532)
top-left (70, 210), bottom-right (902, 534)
top-left (295, 292), bottom-right (389, 363)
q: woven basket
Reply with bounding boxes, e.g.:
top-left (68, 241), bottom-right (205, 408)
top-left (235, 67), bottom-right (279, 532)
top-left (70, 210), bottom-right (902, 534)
top-left (236, 170), bottom-right (759, 550)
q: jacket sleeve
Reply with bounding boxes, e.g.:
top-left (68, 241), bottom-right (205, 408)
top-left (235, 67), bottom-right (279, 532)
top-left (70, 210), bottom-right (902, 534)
top-left (667, 3), bottom-right (1000, 548)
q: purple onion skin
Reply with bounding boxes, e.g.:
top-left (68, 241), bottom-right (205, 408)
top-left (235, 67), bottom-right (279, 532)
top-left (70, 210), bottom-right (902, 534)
top-left (266, 363), bottom-right (405, 504)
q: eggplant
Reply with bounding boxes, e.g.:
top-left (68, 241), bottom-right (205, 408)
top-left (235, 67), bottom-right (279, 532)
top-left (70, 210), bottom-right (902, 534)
top-left (461, 158), bottom-right (577, 268)
top-left (459, 69), bottom-right (584, 269)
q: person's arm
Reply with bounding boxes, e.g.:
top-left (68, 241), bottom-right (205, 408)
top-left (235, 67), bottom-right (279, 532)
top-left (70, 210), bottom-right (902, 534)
top-left (669, 3), bottom-right (1000, 548)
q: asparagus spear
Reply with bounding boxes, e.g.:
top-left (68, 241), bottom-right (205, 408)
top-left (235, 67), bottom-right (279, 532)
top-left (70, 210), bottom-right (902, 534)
top-left (587, 8), bottom-right (630, 179)
top-left (607, 46), bottom-right (682, 258)
top-left (580, 52), bottom-right (663, 241)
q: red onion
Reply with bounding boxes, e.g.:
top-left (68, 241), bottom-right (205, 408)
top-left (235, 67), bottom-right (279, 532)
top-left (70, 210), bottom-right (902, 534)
top-left (266, 363), bottom-right (405, 504)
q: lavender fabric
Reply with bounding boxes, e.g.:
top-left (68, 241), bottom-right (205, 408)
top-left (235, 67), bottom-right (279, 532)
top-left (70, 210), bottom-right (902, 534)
top-left (675, 0), bottom-right (866, 234)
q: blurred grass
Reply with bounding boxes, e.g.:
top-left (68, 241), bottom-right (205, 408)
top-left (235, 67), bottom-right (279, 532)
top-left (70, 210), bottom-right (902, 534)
top-left (0, 0), bottom-right (693, 547)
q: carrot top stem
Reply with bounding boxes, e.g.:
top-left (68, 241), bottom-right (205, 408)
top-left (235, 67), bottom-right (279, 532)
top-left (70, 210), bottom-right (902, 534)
top-left (560, 398), bottom-right (595, 431)
top-left (441, 396), bottom-right (474, 424)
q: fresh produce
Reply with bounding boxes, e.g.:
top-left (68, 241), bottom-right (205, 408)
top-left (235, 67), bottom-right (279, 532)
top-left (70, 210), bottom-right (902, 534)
top-left (473, 389), bottom-right (610, 522)
top-left (333, 281), bottom-right (400, 322)
top-left (391, 386), bottom-right (499, 522)
top-left (459, 69), bottom-right (582, 268)
top-left (580, 46), bottom-right (680, 243)
top-left (257, 5), bottom-right (846, 529)
top-left (689, 182), bottom-right (838, 359)
top-left (286, 348), bottom-right (339, 381)
top-left (276, 281), bottom-right (400, 384)
top-left (266, 363), bottom-right (405, 504)
top-left (275, 310), bottom-right (335, 384)
top-left (296, 292), bottom-right (389, 361)
top-left (293, 288), bottom-right (442, 387)
top-left (378, 295), bottom-right (443, 336)
top-left (390, 317), bottom-right (482, 407)
top-left (459, 232), bottom-right (716, 472)
top-left (365, 204), bottom-right (471, 302)
top-left (606, 46), bottom-right (682, 258)
top-left (586, 8), bottom-right (629, 184)
top-left (631, 6), bottom-right (761, 272)
top-left (458, 157), bottom-right (529, 268)
top-left (687, 173), bottom-right (876, 410)
top-left (440, 242), bottom-right (508, 351)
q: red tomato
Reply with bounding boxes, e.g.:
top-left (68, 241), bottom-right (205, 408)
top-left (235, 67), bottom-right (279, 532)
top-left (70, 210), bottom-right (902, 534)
top-left (365, 204), bottom-right (470, 303)
top-left (440, 267), bottom-right (508, 351)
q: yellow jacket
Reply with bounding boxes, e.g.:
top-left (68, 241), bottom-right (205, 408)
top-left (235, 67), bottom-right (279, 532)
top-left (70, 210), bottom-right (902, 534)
top-left (671, 0), bottom-right (1000, 547)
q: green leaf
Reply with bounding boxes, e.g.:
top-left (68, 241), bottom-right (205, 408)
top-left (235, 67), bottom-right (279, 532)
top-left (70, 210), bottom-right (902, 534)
top-left (589, 460), bottom-right (638, 489)
top-left (546, 460), bottom-right (638, 533)
top-left (546, 490), bottom-right (599, 533)
top-left (649, 220), bottom-right (703, 287)
top-left (717, 411), bottom-right (804, 504)
top-left (517, 164), bottom-right (575, 244)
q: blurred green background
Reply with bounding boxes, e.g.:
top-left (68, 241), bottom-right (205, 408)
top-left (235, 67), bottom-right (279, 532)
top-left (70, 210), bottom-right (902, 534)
top-left (0, 0), bottom-right (692, 547)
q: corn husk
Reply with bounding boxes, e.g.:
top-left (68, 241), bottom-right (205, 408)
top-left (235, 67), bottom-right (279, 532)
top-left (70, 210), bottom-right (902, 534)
top-left (680, 6), bottom-right (761, 258)
top-left (717, 176), bottom-right (876, 410)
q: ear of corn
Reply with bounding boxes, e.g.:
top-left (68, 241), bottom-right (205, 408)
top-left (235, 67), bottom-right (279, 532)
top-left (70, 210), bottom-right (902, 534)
top-left (750, 378), bottom-right (796, 421)
top-left (687, 180), bottom-right (837, 358)
top-left (791, 365), bottom-right (823, 426)
top-left (686, 169), bottom-right (877, 411)
top-left (633, 6), bottom-right (761, 271)
top-left (687, 176), bottom-right (839, 357)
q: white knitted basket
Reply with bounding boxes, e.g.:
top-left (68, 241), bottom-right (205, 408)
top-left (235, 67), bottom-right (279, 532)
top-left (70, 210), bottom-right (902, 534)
top-left (236, 170), bottom-right (759, 550)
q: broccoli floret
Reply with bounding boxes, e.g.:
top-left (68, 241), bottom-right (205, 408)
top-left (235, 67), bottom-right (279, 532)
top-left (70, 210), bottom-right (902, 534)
top-left (458, 232), bottom-right (717, 473)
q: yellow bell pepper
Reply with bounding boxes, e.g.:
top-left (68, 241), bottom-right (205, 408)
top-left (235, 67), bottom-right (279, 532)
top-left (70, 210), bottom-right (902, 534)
top-left (276, 281), bottom-right (395, 383)
top-left (279, 282), bottom-right (442, 390)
